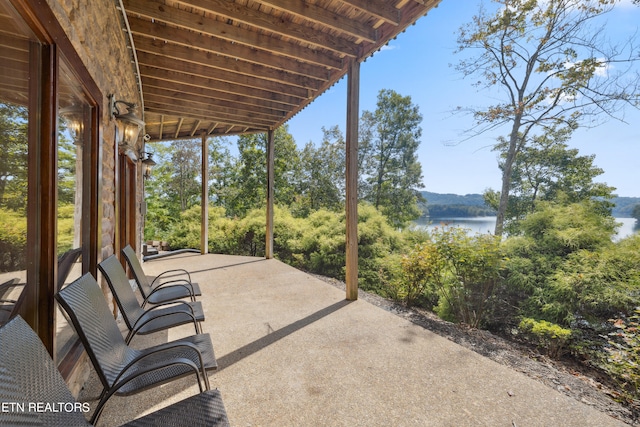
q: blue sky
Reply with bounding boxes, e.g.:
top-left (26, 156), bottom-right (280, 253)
top-left (286, 0), bottom-right (640, 197)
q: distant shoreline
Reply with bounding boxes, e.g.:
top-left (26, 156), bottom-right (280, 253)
top-left (420, 191), bottom-right (640, 218)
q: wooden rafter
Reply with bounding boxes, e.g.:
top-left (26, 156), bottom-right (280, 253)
top-left (127, 16), bottom-right (333, 81)
top-left (174, 117), bottom-right (184, 138)
top-left (336, 0), bottom-right (401, 26)
top-left (190, 120), bottom-right (201, 136)
top-left (120, 0), bottom-right (440, 141)
top-left (123, 0), bottom-right (343, 69)
top-left (139, 66), bottom-right (304, 106)
top-left (172, 0), bottom-right (361, 57)
top-left (257, 0), bottom-right (377, 43)
top-left (133, 36), bottom-right (323, 90)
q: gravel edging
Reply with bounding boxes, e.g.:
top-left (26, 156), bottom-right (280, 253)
top-left (311, 274), bottom-right (637, 426)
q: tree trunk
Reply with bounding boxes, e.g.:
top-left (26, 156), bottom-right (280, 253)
top-left (494, 118), bottom-right (522, 236)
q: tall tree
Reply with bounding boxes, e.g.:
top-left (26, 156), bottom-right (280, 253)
top-left (455, 0), bottom-right (640, 236)
top-left (207, 136), bottom-right (237, 210)
top-left (484, 125), bottom-right (615, 234)
top-left (169, 139), bottom-right (202, 212)
top-left (360, 89), bottom-right (424, 228)
top-left (227, 125), bottom-right (300, 217)
top-left (144, 139), bottom-right (202, 217)
top-left (297, 126), bottom-right (345, 215)
top-left (0, 103), bottom-right (28, 212)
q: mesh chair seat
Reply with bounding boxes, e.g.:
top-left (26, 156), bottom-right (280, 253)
top-left (0, 316), bottom-right (90, 427)
top-left (0, 317), bottom-right (229, 426)
top-left (122, 245), bottom-right (201, 306)
top-left (121, 389), bottom-right (229, 427)
top-left (98, 255), bottom-right (205, 343)
top-left (56, 273), bottom-right (217, 423)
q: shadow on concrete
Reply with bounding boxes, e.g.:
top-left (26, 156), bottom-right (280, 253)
top-left (147, 258), bottom-right (268, 281)
top-left (216, 299), bottom-right (352, 371)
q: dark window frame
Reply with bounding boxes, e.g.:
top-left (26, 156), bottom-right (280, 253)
top-left (9, 0), bottom-right (102, 378)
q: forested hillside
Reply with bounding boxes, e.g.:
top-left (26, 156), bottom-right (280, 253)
top-left (419, 191), bottom-right (496, 217)
top-left (612, 196), bottom-right (640, 217)
top-left (419, 191), bottom-right (640, 218)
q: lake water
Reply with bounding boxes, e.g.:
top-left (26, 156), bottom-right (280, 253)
top-left (414, 216), bottom-right (639, 241)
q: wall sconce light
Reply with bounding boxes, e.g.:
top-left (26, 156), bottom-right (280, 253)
top-left (59, 106), bottom-right (84, 145)
top-left (140, 152), bottom-right (157, 179)
top-left (109, 94), bottom-right (144, 161)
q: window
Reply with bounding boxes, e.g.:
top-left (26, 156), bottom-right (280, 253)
top-left (0, 0), bottom-right (39, 289)
top-left (0, 0), bottom-right (101, 372)
top-left (56, 58), bottom-right (93, 363)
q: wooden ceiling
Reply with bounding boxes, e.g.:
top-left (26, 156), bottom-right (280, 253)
top-left (121, 0), bottom-right (442, 141)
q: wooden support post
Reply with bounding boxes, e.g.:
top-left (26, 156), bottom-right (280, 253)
top-left (345, 60), bottom-right (360, 301)
top-left (266, 129), bottom-right (275, 259)
top-left (201, 132), bottom-right (209, 254)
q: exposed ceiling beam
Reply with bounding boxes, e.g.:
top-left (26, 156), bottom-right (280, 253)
top-left (173, 0), bottom-right (360, 57)
top-left (239, 0), bottom-right (377, 43)
top-left (136, 51), bottom-right (312, 99)
top-left (123, 0), bottom-right (344, 69)
top-left (174, 117), bottom-right (184, 138)
top-left (336, 0), bottom-right (400, 26)
top-left (190, 120), bottom-right (201, 137)
top-left (144, 92), bottom-right (286, 121)
top-left (133, 35), bottom-right (323, 90)
top-left (206, 122), bottom-right (218, 134)
top-left (145, 102), bottom-right (271, 129)
top-left (145, 96), bottom-right (277, 126)
top-left (142, 77), bottom-right (293, 113)
top-left (139, 65), bottom-right (305, 106)
top-left (127, 16), bottom-right (332, 81)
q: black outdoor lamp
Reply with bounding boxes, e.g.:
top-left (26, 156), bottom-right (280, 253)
top-left (109, 94), bottom-right (145, 162)
top-left (60, 105), bottom-right (84, 145)
top-left (141, 152), bottom-right (157, 179)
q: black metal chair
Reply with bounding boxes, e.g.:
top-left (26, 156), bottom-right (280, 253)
top-left (0, 316), bottom-right (230, 426)
top-left (57, 247), bottom-right (83, 291)
top-left (98, 255), bottom-right (205, 343)
top-left (122, 244), bottom-right (201, 306)
top-left (56, 273), bottom-right (218, 424)
top-left (0, 278), bottom-right (26, 326)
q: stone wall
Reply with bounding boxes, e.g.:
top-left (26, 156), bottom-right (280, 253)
top-left (46, 0), bottom-right (141, 261)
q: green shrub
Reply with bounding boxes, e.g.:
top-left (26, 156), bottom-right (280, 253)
top-left (357, 204), bottom-right (404, 292)
top-left (234, 208), bottom-right (267, 256)
top-left (296, 208), bottom-right (345, 278)
top-left (0, 208), bottom-right (27, 272)
top-left (518, 317), bottom-right (572, 359)
top-left (434, 227), bottom-right (503, 327)
top-left (501, 200), bottom-right (624, 327)
top-left (57, 204), bottom-right (76, 254)
top-left (397, 226), bottom-right (503, 327)
top-left (399, 241), bottom-right (444, 307)
top-left (166, 205), bottom-right (202, 250)
top-left (377, 253), bottom-right (405, 300)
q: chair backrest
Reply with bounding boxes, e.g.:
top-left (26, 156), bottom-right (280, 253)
top-left (97, 255), bottom-right (145, 331)
top-left (57, 247), bottom-right (83, 291)
top-left (0, 316), bottom-right (91, 426)
top-left (121, 244), bottom-right (153, 298)
top-left (0, 278), bottom-right (20, 302)
top-left (55, 273), bottom-right (132, 390)
top-left (0, 279), bottom-right (27, 326)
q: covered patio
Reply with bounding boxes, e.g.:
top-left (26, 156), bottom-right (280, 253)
top-left (82, 253), bottom-right (626, 426)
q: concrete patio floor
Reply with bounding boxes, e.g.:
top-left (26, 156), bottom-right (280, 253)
top-left (81, 252), bottom-right (627, 426)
